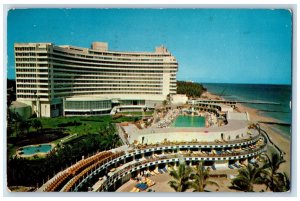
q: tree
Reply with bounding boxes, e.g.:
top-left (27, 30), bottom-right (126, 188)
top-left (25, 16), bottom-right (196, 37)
top-left (18, 120), bottom-right (31, 137)
top-left (168, 163), bottom-right (193, 192)
top-left (98, 123), bottom-right (120, 150)
top-left (231, 163), bottom-right (265, 192)
top-left (262, 152), bottom-right (288, 192)
top-left (32, 119), bottom-right (43, 134)
top-left (176, 81), bottom-right (207, 98)
top-left (162, 100), bottom-right (168, 107)
top-left (190, 162), bottom-right (219, 192)
top-left (273, 172), bottom-right (290, 192)
top-left (10, 111), bottom-right (23, 137)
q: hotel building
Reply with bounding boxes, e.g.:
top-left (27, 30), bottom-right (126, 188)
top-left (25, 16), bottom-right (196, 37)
top-left (14, 42), bottom-right (178, 117)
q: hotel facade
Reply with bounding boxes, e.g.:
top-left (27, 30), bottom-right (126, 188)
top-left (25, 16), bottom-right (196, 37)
top-left (14, 42), bottom-right (178, 117)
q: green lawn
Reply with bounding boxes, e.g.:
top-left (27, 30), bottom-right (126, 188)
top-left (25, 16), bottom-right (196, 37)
top-left (8, 115), bottom-right (141, 158)
top-left (37, 115), bottom-right (141, 144)
top-left (39, 115), bottom-right (113, 135)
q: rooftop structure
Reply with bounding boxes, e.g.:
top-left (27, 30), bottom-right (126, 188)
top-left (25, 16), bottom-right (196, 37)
top-left (14, 42), bottom-right (178, 117)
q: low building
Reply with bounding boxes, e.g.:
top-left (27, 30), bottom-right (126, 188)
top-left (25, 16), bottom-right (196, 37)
top-left (9, 101), bottom-right (32, 119)
top-left (170, 94), bottom-right (188, 105)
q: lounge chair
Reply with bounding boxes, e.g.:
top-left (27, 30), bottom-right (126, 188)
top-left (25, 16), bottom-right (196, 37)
top-left (167, 166), bottom-right (173, 172)
top-left (162, 167), bottom-right (168, 173)
top-left (130, 187), bottom-right (139, 192)
top-left (150, 171), bottom-right (156, 176)
top-left (233, 163), bottom-right (241, 168)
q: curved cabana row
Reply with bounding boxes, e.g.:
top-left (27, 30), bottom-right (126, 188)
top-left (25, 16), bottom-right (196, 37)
top-left (75, 140), bottom-right (267, 192)
top-left (42, 151), bottom-right (114, 192)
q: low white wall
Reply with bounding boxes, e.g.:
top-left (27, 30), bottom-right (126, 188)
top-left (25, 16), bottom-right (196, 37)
top-left (138, 127), bottom-right (248, 144)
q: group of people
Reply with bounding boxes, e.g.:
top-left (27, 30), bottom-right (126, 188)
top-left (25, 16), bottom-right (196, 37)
top-left (155, 109), bottom-right (179, 128)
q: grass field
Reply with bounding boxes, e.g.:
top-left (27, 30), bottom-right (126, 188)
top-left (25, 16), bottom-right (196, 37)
top-left (39, 115), bottom-right (133, 135)
top-left (8, 115), bottom-right (141, 158)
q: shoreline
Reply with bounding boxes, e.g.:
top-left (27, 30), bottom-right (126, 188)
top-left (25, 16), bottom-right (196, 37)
top-left (204, 91), bottom-right (291, 176)
top-left (204, 91), bottom-right (290, 139)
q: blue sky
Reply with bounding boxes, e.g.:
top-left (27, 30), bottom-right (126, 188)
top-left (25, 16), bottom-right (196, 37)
top-left (7, 9), bottom-right (292, 84)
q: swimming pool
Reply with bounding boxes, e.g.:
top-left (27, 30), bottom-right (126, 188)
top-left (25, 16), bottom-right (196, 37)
top-left (171, 115), bottom-right (205, 127)
top-left (19, 144), bottom-right (53, 156)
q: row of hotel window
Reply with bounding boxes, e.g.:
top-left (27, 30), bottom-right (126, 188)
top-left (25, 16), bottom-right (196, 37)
top-left (17, 89), bottom-right (49, 93)
top-left (52, 68), bottom-right (175, 74)
top-left (51, 58), bottom-right (177, 67)
top-left (52, 68), bottom-right (177, 75)
top-left (16, 78), bottom-right (172, 83)
top-left (16, 77), bottom-right (175, 86)
top-left (17, 84), bottom-right (49, 88)
top-left (54, 87), bottom-right (165, 91)
top-left (16, 61), bottom-right (177, 73)
top-left (17, 91), bottom-right (174, 99)
top-left (64, 101), bottom-right (112, 110)
top-left (16, 63), bottom-right (50, 67)
top-left (17, 95), bottom-right (49, 99)
top-left (16, 80), bottom-right (164, 85)
top-left (54, 91), bottom-right (167, 96)
top-left (15, 58), bottom-right (48, 62)
top-left (55, 48), bottom-right (172, 58)
top-left (16, 74), bottom-right (176, 82)
top-left (15, 52), bottom-right (177, 65)
top-left (16, 74), bottom-right (50, 78)
top-left (15, 53), bottom-right (40, 56)
top-left (52, 82), bottom-right (164, 87)
top-left (15, 46), bottom-right (174, 58)
top-left (15, 47), bottom-right (47, 51)
top-left (54, 50), bottom-right (167, 62)
top-left (15, 64), bottom-right (176, 75)
top-left (17, 83), bottom-right (176, 89)
top-left (16, 69), bottom-right (49, 73)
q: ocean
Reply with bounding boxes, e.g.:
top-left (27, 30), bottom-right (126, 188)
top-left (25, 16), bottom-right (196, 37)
top-left (203, 83), bottom-right (292, 137)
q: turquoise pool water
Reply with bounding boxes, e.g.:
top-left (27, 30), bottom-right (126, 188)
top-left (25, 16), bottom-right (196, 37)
top-left (19, 144), bottom-right (52, 155)
top-left (171, 116), bottom-right (205, 127)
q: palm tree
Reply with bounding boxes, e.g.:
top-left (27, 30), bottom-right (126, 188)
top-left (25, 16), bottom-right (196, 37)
top-left (18, 120), bottom-right (31, 137)
top-left (231, 163), bottom-right (265, 192)
top-left (168, 163), bottom-right (193, 192)
top-left (190, 162), bottom-right (219, 192)
top-left (11, 111), bottom-right (23, 137)
top-left (262, 152), bottom-right (287, 191)
top-left (274, 172), bottom-right (290, 192)
top-left (98, 123), bottom-right (120, 149)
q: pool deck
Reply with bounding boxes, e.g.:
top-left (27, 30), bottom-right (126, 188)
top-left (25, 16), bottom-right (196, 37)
top-left (123, 118), bottom-right (252, 145)
top-left (124, 119), bottom-right (247, 135)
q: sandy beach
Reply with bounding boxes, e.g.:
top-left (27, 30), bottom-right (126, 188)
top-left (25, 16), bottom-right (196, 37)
top-left (116, 170), bottom-right (268, 192)
top-left (204, 91), bottom-right (291, 177)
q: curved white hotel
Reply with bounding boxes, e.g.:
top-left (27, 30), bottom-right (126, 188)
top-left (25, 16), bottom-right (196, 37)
top-left (14, 42), bottom-right (178, 117)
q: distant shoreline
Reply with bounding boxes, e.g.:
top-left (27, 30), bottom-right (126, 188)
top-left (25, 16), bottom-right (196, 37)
top-left (204, 91), bottom-right (290, 139)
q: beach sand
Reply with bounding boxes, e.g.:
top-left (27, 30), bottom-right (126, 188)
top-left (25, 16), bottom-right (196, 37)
top-left (116, 170), bottom-right (268, 192)
top-left (204, 91), bottom-right (291, 177)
